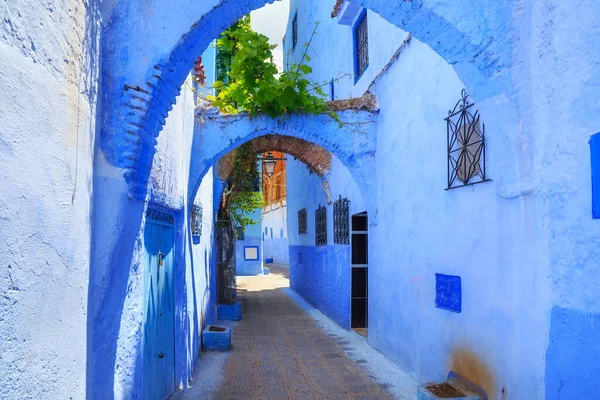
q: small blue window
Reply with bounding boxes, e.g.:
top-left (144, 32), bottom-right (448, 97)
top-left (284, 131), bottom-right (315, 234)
top-left (329, 79), bottom-right (335, 101)
top-left (270, 228), bottom-right (273, 238)
top-left (292, 12), bottom-right (298, 50)
top-left (353, 10), bottom-right (369, 82)
top-left (591, 132), bottom-right (600, 219)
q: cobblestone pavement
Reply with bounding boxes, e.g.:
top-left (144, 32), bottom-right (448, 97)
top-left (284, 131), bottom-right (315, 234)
top-left (210, 265), bottom-right (392, 400)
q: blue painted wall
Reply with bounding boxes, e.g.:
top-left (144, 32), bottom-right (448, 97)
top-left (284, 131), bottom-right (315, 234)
top-left (545, 306), bottom-right (600, 399)
top-left (287, 151), bottom-right (366, 331)
top-left (90, 70), bottom-right (219, 397)
top-left (236, 206), bottom-right (263, 276)
top-left (290, 245), bottom-right (351, 329)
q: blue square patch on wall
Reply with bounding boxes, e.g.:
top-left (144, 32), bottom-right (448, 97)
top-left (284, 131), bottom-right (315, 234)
top-left (435, 274), bottom-right (462, 313)
top-left (590, 132), bottom-right (600, 219)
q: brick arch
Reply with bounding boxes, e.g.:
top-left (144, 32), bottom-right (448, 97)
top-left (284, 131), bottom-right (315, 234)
top-left (100, 0), bottom-right (516, 200)
top-left (216, 135), bottom-right (333, 181)
top-left (188, 104), bottom-right (378, 221)
top-left (215, 135), bottom-right (337, 206)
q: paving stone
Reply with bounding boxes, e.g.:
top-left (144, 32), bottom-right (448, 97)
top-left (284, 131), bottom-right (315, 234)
top-left (211, 266), bottom-right (392, 400)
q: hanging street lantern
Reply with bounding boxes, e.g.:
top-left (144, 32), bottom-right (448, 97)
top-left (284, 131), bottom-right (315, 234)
top-left (263, 152), bottom-right (277, 179)
top-left (259, 151), bottom-right (287, 179)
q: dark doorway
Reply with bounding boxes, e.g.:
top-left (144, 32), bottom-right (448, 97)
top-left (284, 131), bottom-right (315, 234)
top-left (216, 218), bottom-right (237, 305)
top-left (351, 212), bottom-right (368, 334)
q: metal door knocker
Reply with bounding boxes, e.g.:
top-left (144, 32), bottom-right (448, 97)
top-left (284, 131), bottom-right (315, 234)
top-left (158, 252), bottom-right (165, 267)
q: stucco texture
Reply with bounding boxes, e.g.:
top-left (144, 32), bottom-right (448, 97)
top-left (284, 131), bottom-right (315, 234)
top-left (0, 0), bottom-right (100, 398)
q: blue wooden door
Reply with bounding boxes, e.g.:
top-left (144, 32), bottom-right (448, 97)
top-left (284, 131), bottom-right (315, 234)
top-left (143, 210), bottom-right (175, 400)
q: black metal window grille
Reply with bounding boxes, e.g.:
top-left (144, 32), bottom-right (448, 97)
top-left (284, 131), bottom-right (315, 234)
top-left (191, 204), bottom-right (203, 236)
top-left (333, 196), bottom-right (350, 244)
top-left (354, 11), bottom-right (369, 80)
top-left (298, 208), bottom-right (307, 234)
top-left (315, 205), bottom-right (327, 246)
top-left (235, 226), bottom-right (244, 241)
top-left (445, 89), bottom-right (488, 189)
top-left (146, 208), bottom-right (175, 225)
top-left (292, 12), bottom-right (298, 50)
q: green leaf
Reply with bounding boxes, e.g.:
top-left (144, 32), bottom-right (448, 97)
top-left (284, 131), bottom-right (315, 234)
top-left (298, 64), bottom-right (312, 74)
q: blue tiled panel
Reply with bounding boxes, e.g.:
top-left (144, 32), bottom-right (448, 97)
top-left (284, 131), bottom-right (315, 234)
top-left (435, 274), bottom-right (462, 313)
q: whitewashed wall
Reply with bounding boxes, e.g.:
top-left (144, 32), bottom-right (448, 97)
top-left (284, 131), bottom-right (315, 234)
top-left (0, 0), bottom-right (100, 398)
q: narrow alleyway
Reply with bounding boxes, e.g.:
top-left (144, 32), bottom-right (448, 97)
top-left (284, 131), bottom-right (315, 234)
top-left (175, 265), bottom-right (402, 400)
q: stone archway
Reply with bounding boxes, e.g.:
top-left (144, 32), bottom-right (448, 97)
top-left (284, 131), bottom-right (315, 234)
top-left (100, 0), bottom-right (517, 200)
top-left (188, 99), bottom-right (379, 222)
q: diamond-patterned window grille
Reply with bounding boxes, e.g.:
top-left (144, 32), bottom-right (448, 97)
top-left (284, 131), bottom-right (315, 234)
top-left (354, 10), bottom-right (369, 80)
top-left (298, 208), bottom-right (307, 234)
top-left (333, 195), bottom-right (350, 244)
top-left (191, 204), bottom-right (203, 236)
top-left (445, 89), bottom-right (489, 189)
top-left (315, 205), bottom-right (327, 246)
top-left (292, 12), bottom-right (298, 50)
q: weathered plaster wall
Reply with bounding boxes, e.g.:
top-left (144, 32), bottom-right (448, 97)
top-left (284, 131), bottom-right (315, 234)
top-left (369, 38), bottom-right (547, 399)
top-left (262, 200), bottom-right (290, 265)
top-left (0, 0), bottom-right (100, 398)
top-left (527, 3), bottom-right (600, 398)
top-left (180, 167), bottom-right (216, 387)
top-left (91, 74), bottom-right (216, 398)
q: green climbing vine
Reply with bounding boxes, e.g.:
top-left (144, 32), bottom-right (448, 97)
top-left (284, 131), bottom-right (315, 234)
top-left (208, 17), bottom-right (337, 122)
top-left (212, 17), bottom-right (346, 232)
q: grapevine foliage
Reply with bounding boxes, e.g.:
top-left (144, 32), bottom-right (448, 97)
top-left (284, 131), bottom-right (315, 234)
top-left (208, 17), bottom-right (336, 121)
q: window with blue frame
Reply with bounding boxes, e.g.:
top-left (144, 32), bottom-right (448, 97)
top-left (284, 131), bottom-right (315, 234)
top-left (292, 12), bottom-right (298, 50)
top-left (353, 10), bottom-right (369, 81)
top-left (329, 79), bottom-right (335, 101)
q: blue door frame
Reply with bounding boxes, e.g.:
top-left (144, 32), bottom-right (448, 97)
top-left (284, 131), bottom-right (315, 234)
top-left (143, 208), bottom-right (176, 400)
